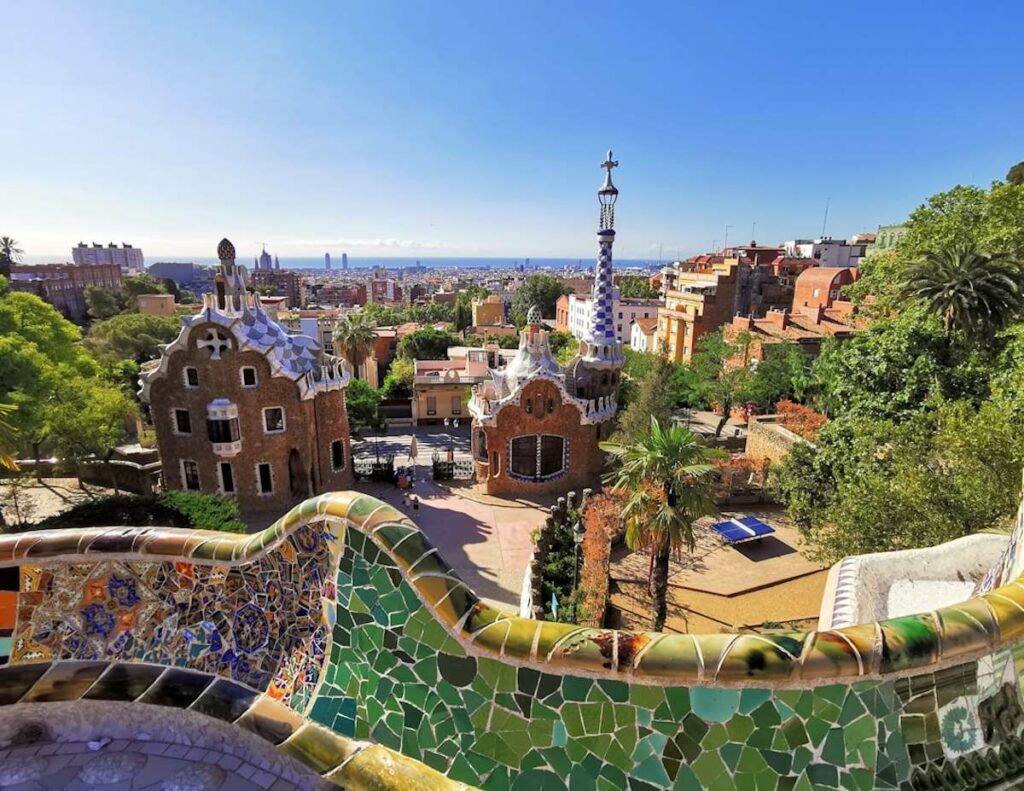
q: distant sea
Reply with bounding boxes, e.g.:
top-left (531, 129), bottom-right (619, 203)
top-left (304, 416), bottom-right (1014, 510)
top-left (156, 256), bottom-right (664, 271)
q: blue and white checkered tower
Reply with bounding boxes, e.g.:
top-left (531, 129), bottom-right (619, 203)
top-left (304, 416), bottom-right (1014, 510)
top-left (581, 151), bottom-right (625, 370)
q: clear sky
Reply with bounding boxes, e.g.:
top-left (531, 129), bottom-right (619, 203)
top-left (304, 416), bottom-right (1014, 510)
top-left (4, 1), bottom-right (1024, 263)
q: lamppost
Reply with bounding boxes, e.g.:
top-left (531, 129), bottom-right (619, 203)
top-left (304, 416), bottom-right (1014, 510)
top-left (443, 417), bottom-right (459, 461)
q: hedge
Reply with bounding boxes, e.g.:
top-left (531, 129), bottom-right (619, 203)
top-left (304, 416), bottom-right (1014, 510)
top-left (12, 492), bottom-right (247, 534)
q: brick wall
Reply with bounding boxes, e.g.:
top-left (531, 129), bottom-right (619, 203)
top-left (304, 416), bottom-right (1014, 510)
top-left (149, 322), bottom-right (352, 513)
top-left (473, 378), bottom-right (610, 496)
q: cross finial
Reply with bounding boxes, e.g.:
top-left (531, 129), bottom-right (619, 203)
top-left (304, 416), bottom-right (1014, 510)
top-left (601, 150), bottom-right (618, 173)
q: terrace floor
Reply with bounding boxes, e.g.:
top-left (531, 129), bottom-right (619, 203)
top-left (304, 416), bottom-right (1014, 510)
top-left (608, 504), bottom-right (829, 633)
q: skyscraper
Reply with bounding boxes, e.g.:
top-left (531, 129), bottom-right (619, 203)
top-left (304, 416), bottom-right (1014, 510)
top-left (341, 253), bottom-right (348, 272)
top-left (325, 253), bottom-right (332, 271)
top-left (274, 255), bottom-right (280, 270)
top-left (258, 247), bottom-right (272, 271)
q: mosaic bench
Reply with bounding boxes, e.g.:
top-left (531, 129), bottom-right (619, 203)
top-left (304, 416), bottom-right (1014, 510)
top-left (0, 489), bottom-right (1023, 790)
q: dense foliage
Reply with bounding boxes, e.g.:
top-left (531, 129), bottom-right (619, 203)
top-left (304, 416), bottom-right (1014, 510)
top-left (396, 326), bottom-right (462, 360)
top-left (615, 275), bottom-right (659, 299)
top-left (0, 288), bottom-right (138, 475)
top-left (510, 274), bottom-right (570, 327)
top-left (85, 312), bottom-right (181, 362)
top-left (772, 174), bottom-right (1024, 562)
top-left (346, 378), bottom-right (383, 429)
top-left (9, 491), bottom-right (246, 534)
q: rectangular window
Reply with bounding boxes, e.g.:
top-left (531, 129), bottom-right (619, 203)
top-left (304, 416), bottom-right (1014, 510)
top-left (207, 417), bottom-right (240, 443)
top-left (263, 407), bottom-right (285, 433)
top-left (240, 367), bottom-right (258, 387)
top-left (509, 436), bottom-right (538, 478)
top-left (257, 462), bottom-right (273, 495)
top-left (218, 462), bottom-right (235, 494)
top-left (181, 460), bottom-right (200, 491)
top-left (174, 409), bottom-right (192, 435)
top-left (426, 396), bottom-right (437, 416)
top-left (451, 395), bottom-right (461, 415)
top-left (618, 312), bottom-right (623, 319)
top-left (184, 367), bottom-right (199, 388)
top-left (331, 439), bottom-right (345, 470)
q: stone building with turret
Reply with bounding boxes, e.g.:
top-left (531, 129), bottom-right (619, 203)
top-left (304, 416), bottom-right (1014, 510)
top-left (469, 152), bottom-right (624, 496)
top-left (140, 238), bottom-right (353, 513)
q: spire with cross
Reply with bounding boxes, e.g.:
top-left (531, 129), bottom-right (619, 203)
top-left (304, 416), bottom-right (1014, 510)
top-left (598, 150), bottom-right (619, 231)
top-left (581, 149), bottom-right (625, 372)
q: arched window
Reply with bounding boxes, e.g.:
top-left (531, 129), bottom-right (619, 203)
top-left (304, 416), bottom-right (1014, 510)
top-left (547, 398), bottom-right (555, 414)
top-left (525, 398), bottom-right (532, 414)
top-left (508, 435), bottom-right (566, 481)
top-left (476, 430), bottom-right (488, 461)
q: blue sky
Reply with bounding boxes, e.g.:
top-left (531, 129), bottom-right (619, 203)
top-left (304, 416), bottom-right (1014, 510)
top-left (4, 1), bottom-right (1024, 262)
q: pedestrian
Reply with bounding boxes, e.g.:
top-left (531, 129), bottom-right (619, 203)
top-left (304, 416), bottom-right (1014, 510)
top-left (411, 495), bottom-right (419, 511)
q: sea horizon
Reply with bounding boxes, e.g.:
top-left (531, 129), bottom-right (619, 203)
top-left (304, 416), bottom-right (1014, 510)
top-left (21, 254), bottom-right (668, 271)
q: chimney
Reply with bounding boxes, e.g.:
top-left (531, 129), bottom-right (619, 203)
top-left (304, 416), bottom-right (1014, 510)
top-left (767, 310), bottom-right (789, 329)
top-left (733, 314), bottom-right (754, 330)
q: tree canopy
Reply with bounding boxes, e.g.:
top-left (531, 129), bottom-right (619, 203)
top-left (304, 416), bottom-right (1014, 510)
top-left (510, 274), bottom-right (570, 327)
top-left (771, 176), bottom-right (1024, 563)
top-left (396, 327), bottom-right (461, 361)
top-left (85, 312), bottom-right (182, 363)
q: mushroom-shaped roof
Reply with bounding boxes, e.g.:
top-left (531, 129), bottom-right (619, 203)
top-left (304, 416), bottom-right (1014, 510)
top-left (526, 304), bottom-right (542, 325)
top-left (217, 238), bottom-right (236, 261)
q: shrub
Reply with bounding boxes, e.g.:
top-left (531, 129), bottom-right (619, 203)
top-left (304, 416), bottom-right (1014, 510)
top-left (14, 491), bottom-right (246, 534)
top-left (775, 399), bottom-right (828, 441)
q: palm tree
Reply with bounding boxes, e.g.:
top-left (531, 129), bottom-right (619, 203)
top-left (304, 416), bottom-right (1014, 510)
top-left (899, 244), bottom-right (1023, 339)
top-left (600, 417), bottom-right (725, 631)
top-left (332, 312), bottom-right (377, 379)
top-left (0, 236), bottom-right (23, 277)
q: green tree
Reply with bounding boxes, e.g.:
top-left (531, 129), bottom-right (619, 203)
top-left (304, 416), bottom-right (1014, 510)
top-left (332, 312), bottom-right (377, 377)
top-left (121, 274), bottom-right (167, 311)
top-left (345, 378), bottom-right (382, 429)
top-left (0, 402), bottom-right (19, 471)
top-left (853, 181), bottom-right (1024, 311)
top-left (615, 355), bottom-right (675, 441)
top-left (616, 275), bottom-right (659, 299)
top-left (899, 244), bottom-right (1023, 340)
top-left (777, 402), bottom-right (1024, 564)
top-left (744, 343), bottom-right (809, 410)
top-left (86, 312), bottom-right (181, 362)
top-left (1008, 161), bottom-right (1024, 187)
top-left (510, 274), bottom-right (570, 326)
top-left (84, 286), bottom-right (121, 320)
top-left (807, 307), bottom-right (987, 422)
top-left (600, 419), bottom-right (724, 631)
top-left (48, 378), bottom-right (138, 491)
top-left (483, 333), bottom-right (520, 349)
top-left (692, 330), bottom-right (751, 436)
top-left (380, 357), bottom-right (414, 399)
top-left (396, 326), bottom-right (461, 361)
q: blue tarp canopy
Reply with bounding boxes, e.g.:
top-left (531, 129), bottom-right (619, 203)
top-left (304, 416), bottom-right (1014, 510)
top-left (709, 515), bottom-right (775, 545)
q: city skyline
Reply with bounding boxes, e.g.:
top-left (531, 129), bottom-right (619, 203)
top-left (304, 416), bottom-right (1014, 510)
top-left (4, 1), bottom-right (1024, 261)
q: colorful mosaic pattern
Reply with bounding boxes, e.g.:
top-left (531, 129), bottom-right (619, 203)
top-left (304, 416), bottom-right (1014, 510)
top-left (2, 490), bottom-right (1024, 789)
top-left (8, 523), bottom-right (335, 713)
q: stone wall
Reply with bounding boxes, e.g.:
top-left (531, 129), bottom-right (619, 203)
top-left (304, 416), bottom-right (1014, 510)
top-left (745, 413), bottom-right (811, 465)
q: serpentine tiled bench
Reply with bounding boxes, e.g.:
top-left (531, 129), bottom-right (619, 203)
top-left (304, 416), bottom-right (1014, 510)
top-left (1, 489), bottom-right (1023, 790)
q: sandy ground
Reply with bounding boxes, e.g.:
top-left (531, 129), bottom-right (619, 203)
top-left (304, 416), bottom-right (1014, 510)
top-left (608, 504), bottom-right (829, 632)
top-left (0, 477), bottom-right (116, 526)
